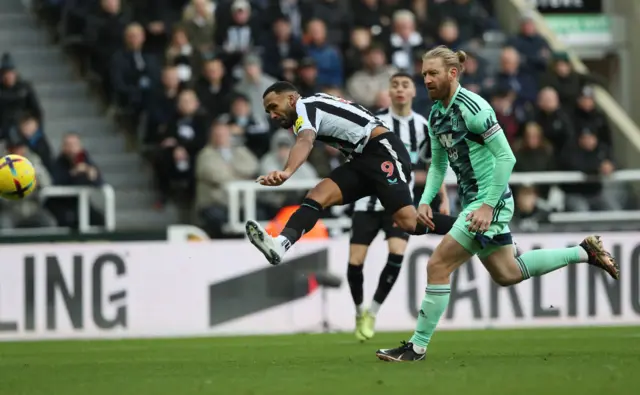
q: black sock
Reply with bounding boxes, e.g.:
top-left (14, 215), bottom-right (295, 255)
top-left (431, 213), bottom-right (457, 235)
top-left (411, 213), bottom-right (457, 236)
top-left (347, 263), bottom-right (364, 307)
top-left (373, 253), bottom-right (403, 305)
top-left (280, 198), bottom-right (323, 249)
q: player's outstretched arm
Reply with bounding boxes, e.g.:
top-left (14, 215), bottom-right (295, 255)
top-left (483, 128), bottom-right (516, 208)
top-left (283, 129), bottom-right (316, 176)
top-left (419, 135), bottom-right (448, 207)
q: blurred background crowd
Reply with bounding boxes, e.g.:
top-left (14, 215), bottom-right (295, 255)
top-left (0, 0), bottom-right (634, 237)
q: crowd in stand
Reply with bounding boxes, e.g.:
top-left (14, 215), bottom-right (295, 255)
top-left (0, 0), bottom-right (630, 235)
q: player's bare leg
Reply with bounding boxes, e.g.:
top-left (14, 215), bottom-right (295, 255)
top-left (391, 204), bottom-right (457, 236)
top-left (246, 178), bottom-right (343, 265)
top-left (480, 235), bottom-right (619, 286)
top-left (391, 205), bottom-right (418, 233)
top-left (376, 234), bottom-right (471, 362)
top-left (359, 236), bottom-right (408, 341)
top-left (347, 244), bottom-right (368, 341)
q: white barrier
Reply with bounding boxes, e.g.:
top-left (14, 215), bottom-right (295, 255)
top-left (0, 232), bottom-right (638, 341)
top-left (225, 170), bottom-right (640, 233)
top-left (39, 185), bottom-right (116, 232)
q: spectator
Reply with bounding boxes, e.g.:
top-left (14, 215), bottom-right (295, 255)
top-left (257, 129), bottom-right (318, 217)
top-left (506, 13), bottom-right (550, 74)
top-left (110, 23), bottom-right (162, 122)
top-left (261, 15), bottom-right (306, 81)
top-left (304, 19), bottom-right (344, 87)
top-left (145, 66), bottom-right (183, 145)
top-left (344, 27), bottom-right (373, 78)
top-left (490, 87), bottom-right (522, 145)
top-left (0, 53), bottom-right (43, 139)
top-left (9, 114), bottom-right (54, 172)
top-left (308, 144), bottom-right (344, 178)
top-left (534, 87), bottom-right (574, 153)
top-left (513, 121), bottom-right (555, 199)
top-left (351, 0), bottom-right (388, 39)
top-left (388, 10), bottom-right (425, 73)
top-left (513, 185), bottom-right (549, 232)
top-left (263, 0), bottom-right (310, 39)
top-left (296, 57), bottom-right (320, 97)
top-left (182, 0), bottom-right (216, 55)
top-left (558, 130), bottom-right (620, 212)
top-left (0, 141), bottom-right (57, 229)
top-left (434, 18), bottom-right (464, 52)
top-left (154, 89), bottom-right (209, 206)
top-left (134, 0), bottom-right (172, 55)
top-left (308, 0), bottom-right (352, 49)
top-left (48, 133), bottom-right (105, 229)
top-left (539, 51), bottom-right (584, 112)
top-left (85, 0), bottom-right (130, 92)
top-left (373, 89), bottom-right (392, 110)
top-left (234, 54), bottom-right (277, 129)
top-left (195, 122), bottom-right (258, 237)
top-left (217, 93), bottom-right (271, 158)
top-left (215, 0), bottom-right (260, 76)
top-left (58, 0), bottom-right (95, 38)
top-left (166, 88), bottom-right (210, 157)
top-left (432, 0), bottom-right (490, 44)
top-left (460, 48), bottom-right (494, 97)
top-left (281, 58), bottom-right (299, 85)
top-left (194, 58), bottom-right (232, 119)
top-left (165, 24), bottom-right (202, 84)
top-left (347, 44), bottom-right (397, 109)
top-left (495, 46), bottom-right (537, 106)
top-left (574, 86), bottom-right (612, 156)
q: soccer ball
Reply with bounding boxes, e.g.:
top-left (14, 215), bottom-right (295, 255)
top-left (0, 154), bottom-right (37, 200)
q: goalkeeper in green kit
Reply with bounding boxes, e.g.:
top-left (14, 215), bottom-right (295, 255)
top-left (375, 46), bottom-right (620, 362)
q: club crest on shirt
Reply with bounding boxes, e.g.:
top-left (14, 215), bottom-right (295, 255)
top-left (293, 116), bottom-right (304, 134)
top-left (451, 115), bottom-right (459, 130)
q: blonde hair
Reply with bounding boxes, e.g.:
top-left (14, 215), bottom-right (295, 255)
top-left (393, 9), bottom-right (415, 24)
top-left (423, 45), bottom-right (467, 76)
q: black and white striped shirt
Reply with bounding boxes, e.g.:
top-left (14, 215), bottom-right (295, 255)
top-left (354, 108), bottom-right (429, 212)
top-left (293, 93), bottom-right (388, 156)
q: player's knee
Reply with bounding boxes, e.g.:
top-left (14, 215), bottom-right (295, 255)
top-left (306, 179), bottom-right (343, 208)
top-left (491, 266), bottom-right (524, 287)
top-left (492, 273), bottom-right (520, 287)
top-left (304, 190), bottom-right (328, 208)
top-left (349, 251), bottom-right (366, 266)
top-left (394, 214), bottom-right (417, 233)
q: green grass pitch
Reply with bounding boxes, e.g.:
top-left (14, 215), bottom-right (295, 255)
top-left (0, 326), bottom-right (638, 395)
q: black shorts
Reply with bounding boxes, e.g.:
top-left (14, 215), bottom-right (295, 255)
top-left (350, 210), bottom-right (409, 245)
top-left (329, 132), bottom-right (413, 214)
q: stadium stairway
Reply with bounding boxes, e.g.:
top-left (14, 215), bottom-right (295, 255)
top-left (0, 1), bottom-right (181, 230)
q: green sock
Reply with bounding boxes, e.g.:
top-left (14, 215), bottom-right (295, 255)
top-left (516, 246), bottom-right (588, 279)
top-left (409, 284), bottom-right (450, 351)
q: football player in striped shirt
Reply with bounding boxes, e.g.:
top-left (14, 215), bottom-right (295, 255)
top-left (349, 72), bottom-right (455, 341)
top-left (246, 81), bottom-right (442, 266)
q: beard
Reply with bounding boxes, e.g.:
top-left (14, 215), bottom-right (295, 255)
top-left (279, 111), bottom-right (296, 129)
top-left (427, 84), bottom-right (449, 101)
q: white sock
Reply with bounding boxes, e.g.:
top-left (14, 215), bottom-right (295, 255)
top-left (275, 235), bottom-right (292, 252)
top-left (369, 301), bottom-right (382, 316)
top-left (577, 246), bottom-right (589, 262)
top-left (355, 304), bottom-right (364, 316)
top-left (412, 344), bottom-right (426, 354)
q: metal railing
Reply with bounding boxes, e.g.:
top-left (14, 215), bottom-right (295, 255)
top-left (39, 185), bottom-right (116, 233)
top-left (224, 170), bottom-right (640, 234)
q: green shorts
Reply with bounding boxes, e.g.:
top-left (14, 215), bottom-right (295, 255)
top-left (449, 197), bottom-right (515, 258)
